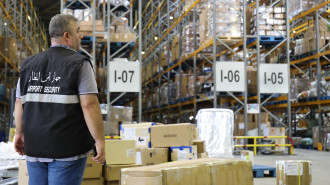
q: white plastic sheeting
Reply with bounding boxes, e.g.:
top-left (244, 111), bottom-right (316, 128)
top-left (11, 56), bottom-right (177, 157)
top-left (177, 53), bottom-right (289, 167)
top-left (196, 108), bottom-right (234, 158)
top-left (0, 142), bottom-right (24, 170)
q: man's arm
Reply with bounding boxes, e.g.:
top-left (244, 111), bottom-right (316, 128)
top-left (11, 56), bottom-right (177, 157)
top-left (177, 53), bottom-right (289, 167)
top-left (14, 98), bottom-right (25, 155)
top-left (80, 94), bottom-right (105, 164)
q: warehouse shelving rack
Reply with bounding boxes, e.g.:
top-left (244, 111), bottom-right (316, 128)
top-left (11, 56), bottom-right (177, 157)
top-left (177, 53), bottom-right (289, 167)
top-left (0, 0), bottom-right (48, 141)
top-left (135, 0), bottom-right (329, 146)
top-left (61, 0), bottom-right (142, 134)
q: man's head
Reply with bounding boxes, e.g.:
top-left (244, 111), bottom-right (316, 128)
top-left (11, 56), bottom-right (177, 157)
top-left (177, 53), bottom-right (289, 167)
top-left (49, 14), bottom-right (83, 51)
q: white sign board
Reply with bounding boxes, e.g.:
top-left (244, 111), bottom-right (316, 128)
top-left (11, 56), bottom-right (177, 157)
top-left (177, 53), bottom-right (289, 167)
top-left (247, 104), bottom-right (260, 114)
top-left (259, 64), bottom-right (289, 94)
top-left (109, 61), bottom-right (141, 92)
top-left (216, 61), bottom-right (245, 92)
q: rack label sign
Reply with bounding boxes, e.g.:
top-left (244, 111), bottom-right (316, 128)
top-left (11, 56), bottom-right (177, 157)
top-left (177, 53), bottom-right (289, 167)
top-left (109, 61), bottom-right (141, 92)
top-left (216, 61), bottom-right (245, 92)
top-left (259, 64), bottom-right (288, 93)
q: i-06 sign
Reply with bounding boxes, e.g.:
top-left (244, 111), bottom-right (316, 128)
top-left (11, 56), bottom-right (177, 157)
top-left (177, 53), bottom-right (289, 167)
top-left (109, 61), bottom-right (140, 92)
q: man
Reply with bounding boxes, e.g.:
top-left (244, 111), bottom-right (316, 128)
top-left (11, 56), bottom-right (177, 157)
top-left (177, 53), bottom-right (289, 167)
top-left (14, 14), bottom-right (105, 185)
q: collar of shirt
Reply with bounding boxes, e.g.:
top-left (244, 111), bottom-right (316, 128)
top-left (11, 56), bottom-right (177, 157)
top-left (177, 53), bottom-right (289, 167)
top-left (51, 45), bottom-right (77, 52)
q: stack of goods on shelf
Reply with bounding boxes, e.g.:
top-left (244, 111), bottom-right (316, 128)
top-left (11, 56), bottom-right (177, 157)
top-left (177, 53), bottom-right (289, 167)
top-left (250, 6), bottom-right (286, 36)
top-left (160, 82), bottom-right (177, 105)
top-left (264, 47), bottom-right (286, 63)
top-left (290, 78), bottom-right (312, 101)
top-left (294, 20), bottom-right (330, 56)
top-left (121, 158), bottom-right (253, 185)
top-left (312, 126), bottom-right (325, 149)
top-left (295, 78), bottom-right (329, 99)
top-left (107, 106), bottom-right (133, 136)
top-left (171, 35), bottom-right (180, 62)
top-left (276, 160), bottom-right (312, 185)
top-left (199, 0), bottom-right (242, 46)
top-left (80, 20), bottom-right (105, 37)
top-left (63, 8), bottom-right (91, 21)
top-left (0, 36), bottom-right (17, 64)
top-left (181, 22), bottom-right (200, 57)
top-left (246, 66), bottom-right (257, 93)
top-left (234, 113), bottom-right (270, 136)
top-left (160, 45), bottom-right (172, 68)
top-left (289, 0), bottom-right (315, 19)
top-left (152, 88), bottom-right (160, 108)
top-left (175, 74), bottom-right (191, 100)
top-left (110, 16), bottom-right (136, 43)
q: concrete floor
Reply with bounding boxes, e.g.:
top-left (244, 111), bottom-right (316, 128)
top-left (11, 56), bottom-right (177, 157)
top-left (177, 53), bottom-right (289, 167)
top-left (234, 149), bottom-right (330, 185)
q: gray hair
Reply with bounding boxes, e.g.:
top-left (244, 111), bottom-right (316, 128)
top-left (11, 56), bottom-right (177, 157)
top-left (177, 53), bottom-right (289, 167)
top-left (49, 14), bottom-right (78, 38)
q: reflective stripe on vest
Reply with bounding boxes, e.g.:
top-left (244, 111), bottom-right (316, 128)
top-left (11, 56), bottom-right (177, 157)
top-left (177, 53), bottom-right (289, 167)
top-left (21, 93), bottom-right (79, 104)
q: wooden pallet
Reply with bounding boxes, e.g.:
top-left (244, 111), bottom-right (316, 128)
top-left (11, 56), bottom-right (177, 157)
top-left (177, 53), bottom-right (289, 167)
top-left (253, 165), bottom-right (276, 178)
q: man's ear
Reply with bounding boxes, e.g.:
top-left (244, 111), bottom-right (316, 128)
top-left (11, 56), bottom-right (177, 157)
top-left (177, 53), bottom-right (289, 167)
top-left (63, 32), bottom-right (70, 40)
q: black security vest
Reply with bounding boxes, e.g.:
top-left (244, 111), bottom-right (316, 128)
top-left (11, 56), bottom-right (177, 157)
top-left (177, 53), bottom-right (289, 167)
top-left (19, 47), bottom-right (94, 158)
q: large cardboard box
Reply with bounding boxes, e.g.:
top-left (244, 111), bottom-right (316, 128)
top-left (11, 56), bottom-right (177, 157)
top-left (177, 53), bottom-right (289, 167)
top-left (276, 161), bottom-right (311, 185)
top-left (170, 145), bottom-right (198, 161)
top-left (121, 158), bottom-right (253, 185)
top-left (120, 126), bottom-right (151, 148)
top-left (109, 106), bottom-right (133, 136)
top-left (104, 164), bottom-right (140, 181)
top-left (150, 123), bottom-right (196, 148)
top-left (83, 156), bottom-right (103, 179)
top-left (80, 20), bottom-right (104, 32)
top-left (136, 148), bottom-right (169, 166)
top-left (18, 160), bottom-right (29, 185)
top-left (105, 140), bottom-right (136, 165)
top-left (81, 178), bottom-right (104, 185)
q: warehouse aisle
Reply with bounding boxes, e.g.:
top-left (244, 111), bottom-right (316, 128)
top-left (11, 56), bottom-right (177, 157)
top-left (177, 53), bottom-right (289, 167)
top-left (236, 149), bottom-right (330, 185)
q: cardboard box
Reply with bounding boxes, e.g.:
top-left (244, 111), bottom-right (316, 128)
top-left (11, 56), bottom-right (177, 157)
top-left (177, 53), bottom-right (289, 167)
top-left (121, 158), bottom-right (253, 185)
top-left (81, 178), bottom-right (104, 185)
top-left (108, 106), bottom-right (133, 136)
top-left (136, 148), bottom-right (169, 166)
top-left (80, 20), bottom-right (104, 32)
top-left (170, 146), bottom-right (198, 161)
top-left (246, 66), bottom-right (257, 93)
top-left (276, 161), bottom-right (311, 185)
top-left (104, 164), bottom-right (140, 181)
top-left (105, 140), bottom-right (136, 165)
top-left (83, 156), bottom-right (103, 179)
top-left (264, 127), bottom-right (286, 151)
top-left (193, 140), bottom-right (205, 153)
top-left (105, 181), bottom-right (119, 185)
top-left (150, 123), bottom-right (196, 148)
top-left (241, 150), bottom-right (254, 166)
top-left (0, 36), bottom-right (17, 63)
top-left (120, 125), bottom-right (152, 148)
top-left (18, 160), bottom-right (29, 185)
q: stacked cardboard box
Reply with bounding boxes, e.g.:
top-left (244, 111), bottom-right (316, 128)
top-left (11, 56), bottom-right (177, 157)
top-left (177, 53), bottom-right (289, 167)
top-left (160, 82), bottom-right (177, 105)
top-left (80, 20), bottom-right (105, 37)
top-left (175, 74), bottom-right (191, 100)
top-left (251, 6), bottom-right (286, 36)
top-left (264, 127), bottom-right (286, 151)
top-left (289, 0), bottom-right (315, 19)
top-left (246, 66), bottom-right (257, 93)
top-left (104, 164), bottom-right (140, 185)
top-left (171, 35), bottom-right (180, 61)
top-left (121, 158), bottom-right (253, 185)
top-left (136, 148), bottom-right (169, 166)
top-left (276, 160), bottom-right (312, 185)
top-left (150, 123), bottom-right (199, 161)
top-left (234, 113), bottom-right (270, 136)
top-left (200, 0), bottom-right (241, 44)
top-left (108, 106), bottom-right (133, 136)
top-left (105, 140), bottom-right (137, 165)
top-left (181, 22), bottom-right (200, 57)
top-left (82, 156), bottom-right (104, 185)
top-left (0, 36), bottom-right (17, 63)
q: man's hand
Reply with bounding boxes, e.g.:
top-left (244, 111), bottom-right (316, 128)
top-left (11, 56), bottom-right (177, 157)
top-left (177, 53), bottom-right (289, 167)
top-left (92, 140), bottom-right (105, 164)
top-left (14, 134), bottom-right (25, 156)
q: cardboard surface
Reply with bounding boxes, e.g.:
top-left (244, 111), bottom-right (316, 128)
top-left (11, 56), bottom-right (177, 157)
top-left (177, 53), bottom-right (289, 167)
top-left (18, 160), bottom-right (29, 185)
top-left (276, 161), bottom-right (311, 185)
top-left (81, 178), bottom-right (104, 185)
top-left (121, 158), bottom-right (253, 185)
top-left (150, 123), bottom-right (196, 148)
top-left (193, 140), bottom-right (205, 153)
top-left (105, 140), bottom-right (136, 165)
top-left (137, 148), bottom-right (169, 166)
top-left (104, 164), bottom-right (140, 181)
top-left (170, 145), bottom-right (198, 161)
top-left (83, 156), bottom-right (103, 179)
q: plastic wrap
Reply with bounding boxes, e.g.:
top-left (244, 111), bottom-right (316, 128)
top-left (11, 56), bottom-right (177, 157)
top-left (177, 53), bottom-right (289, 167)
top-left (196, 108), bottom-right (234, 158)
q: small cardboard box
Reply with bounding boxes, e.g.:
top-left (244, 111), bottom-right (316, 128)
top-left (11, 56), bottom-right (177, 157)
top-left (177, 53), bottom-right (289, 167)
top-left (18, 160), bottom-right (29, 185)
top-left (81, 178), bottom-right (104, 185)
top-left (136, 148), bottom-right (169, 166)
top-left (241, 150), bottom-right (254, 166)
top-left (276, 161), bottom-right (312, 185)
top-left (105, 140), bottom-right (136, 165)
top-left (104, 164), bottom-right (140, 181)
top-left (150, 123), bottom-right (196, 148)
top-left (170, 146), bottom-right (198, 161)
top-left (193, 140), bottom-right (205, 153)
top-left (83, 156), bottom-right (103, 179)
